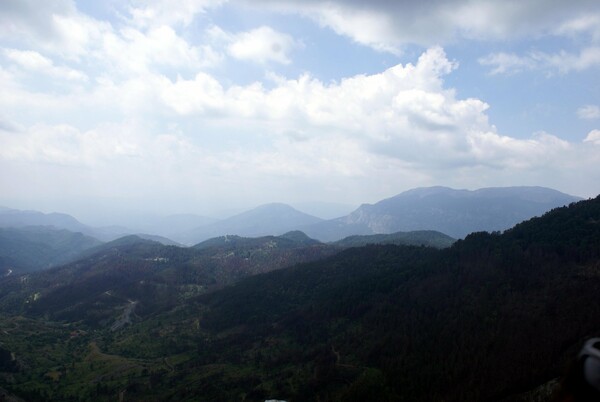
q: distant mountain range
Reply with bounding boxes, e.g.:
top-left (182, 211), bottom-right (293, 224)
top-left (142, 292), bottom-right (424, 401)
top-left (114, 214), bottom-right (218, 243)
top-left (182, 203), bottom-right (323, 244)
top-left (0, 192), bottom-right (597, 401)
top-left (0, 208), bottom-right (89, 233)
top-left (0, 186), bottom-right (581, 246)
top-left (301, 186), bottom-right (581, 240)
top-left (189, 194), bottom-right (600, 401)
top-left (0, 208), bottom-right (190, 245)
top-left (0, 226), bottom-right (102, 274)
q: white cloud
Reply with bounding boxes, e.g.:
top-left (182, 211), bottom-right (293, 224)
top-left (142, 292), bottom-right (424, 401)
top-left (102, 25), bottom-right (222, 74)
top-left (4, 48), bottom-right (88, 81)
top-left (0, 1), bottom-right (113, 60)
top-left (1, 1), bottom-right (599, 213)
top-left (0, 42), bottom-right (591, 178)
top-left (479, 47), bottom-right (600, 75)
top-left (556, 14), bottom-right (600, 42)
top-left (541, 47), bottom-right (600, 73)
top-left (0, 0), bottom-right (220, 75)
top-left (157, 47), bottom-right (460, 128)
top-left (0, 122), bottom-right (144, 166)
top-left (246, 0), bottom-right (600, 51)
top-left (0, 114), bottom-right (24, 133)
top-left (307, 3), bottom-right (402, 54)
top-left (1, 44), bottom-right (587, 176)
top-left (584, 129), bottom-right (600, 145)
top-left (127, 0), bottom-right (227, 28)
top-left (578, 105), bottom-right (600, 120)
top-left (160, 72), bottom-right (225, 114)
top-left (0, 0), bottom-right (76, 43)
top-left (226, 26), bottom-right (299, 65)
top-left (477, 52), bottom-right (536, 75)
top-left (1, 45), bottom-right (574, 176)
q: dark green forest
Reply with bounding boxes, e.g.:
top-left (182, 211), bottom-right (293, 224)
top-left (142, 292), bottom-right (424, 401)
top-left (0, 196), bottom-right (599, 401)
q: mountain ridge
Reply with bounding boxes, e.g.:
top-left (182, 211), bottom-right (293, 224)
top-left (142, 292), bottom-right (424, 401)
top-left (182, 202), bottom-right (323, 244)
top-left (0, 195), bottom-right (598, 400)
top-left (0, 186), bottom-right (582, 245)
top-left (0, 226), bottom-right (103, 274)
top-left (302, 186), bottom-right (581, 240)
top-left (190, 194), bottom-right (600, 401)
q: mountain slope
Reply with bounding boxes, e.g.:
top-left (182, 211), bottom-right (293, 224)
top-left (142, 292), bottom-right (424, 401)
top-left (0, 226), bottom-right (103, 273)
top-left (0, 233), bottom-right (336, 326)
top-left (0, 195), bottom-right (597, 401)
top-left (0, 207), bottom-right (134, 242)
top-left (187, 194), bottom-right (600, 401)
top-left (183, 203), bottom-right (323, 244)
top-left (193, 230), bottom-right (320, 250)
top-left (303, 186), bottom-right (581, 240)
top-left (332, 230), bottom-right (455, 248)
top-left (0, 208), bottom-right (90, 233)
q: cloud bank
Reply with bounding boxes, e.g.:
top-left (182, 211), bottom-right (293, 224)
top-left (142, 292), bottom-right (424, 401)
top-left (249, 0), bottom-right (600, 51)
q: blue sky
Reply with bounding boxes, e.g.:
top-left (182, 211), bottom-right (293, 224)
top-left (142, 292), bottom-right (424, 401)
top-left (0, 0), bottom-right (599, 223)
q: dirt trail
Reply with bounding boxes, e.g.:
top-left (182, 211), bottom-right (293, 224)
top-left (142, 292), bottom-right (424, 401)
top-left (110, 300), bottom-right (138, 331)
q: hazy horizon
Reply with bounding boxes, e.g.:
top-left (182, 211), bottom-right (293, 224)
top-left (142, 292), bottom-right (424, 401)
top-left (0, 185), bottom-right (590, 229)
top-left (1, 1), bottom-right (599, 225)
top-left (0, 196), bottom-right (362, 226)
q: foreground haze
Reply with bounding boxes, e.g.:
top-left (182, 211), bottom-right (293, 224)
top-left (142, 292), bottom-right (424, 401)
top-left (0, 0), bottom-right (599, 221)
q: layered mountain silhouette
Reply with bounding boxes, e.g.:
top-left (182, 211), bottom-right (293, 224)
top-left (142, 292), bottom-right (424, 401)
top-left (113, 214), bottom-right (218, 243)
top-left (301, 186), bottom-right (581, 240)
top-left (0, 226), bottom-right (102, 273)
top-left (0, 208), bottom-right (89, 233)
top-left (0, 232), bottom-right (337, 324)
top-left (188, 194), bottom-right (600, 401)
top-left (182, 203), bottom-right (323, 244)
top-left (0, 208), bottom-right (186, 245)
top-left (0, 186), bottom-right (581, 247)
top-left (0, 193), bottom-right (597, 401)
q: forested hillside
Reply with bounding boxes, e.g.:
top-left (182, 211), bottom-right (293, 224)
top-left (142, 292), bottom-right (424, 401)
top-left (191, 195), bottom-right (600, 400)
top-left (0, 233), bottom-right (336, 325)
top-left (331, 230), bottom-right (455, 248)
top-left (0, 196), bottom-right (598, 401)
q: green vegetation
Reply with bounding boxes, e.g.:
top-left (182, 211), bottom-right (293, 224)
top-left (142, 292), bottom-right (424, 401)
top-left (0, 232), bottom-right (336, 326)
top-left (332, 230), bottom-right (455, 248)
top-left (0, 196), bottom-right (598, 401)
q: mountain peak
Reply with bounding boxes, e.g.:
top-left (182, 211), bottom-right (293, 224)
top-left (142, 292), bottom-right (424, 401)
top-left (278, 230), bottom-right (320, 245)
top-left (185, 203), bottom-right (323, 244)
top-left (393, 186), bottom-right (464, 199)
top-left (0, 207), bottom-right (88, 233)
top-left (250, 203), bottom-right (305, 213)
top-left (302, 186), bottom-right (581, 241)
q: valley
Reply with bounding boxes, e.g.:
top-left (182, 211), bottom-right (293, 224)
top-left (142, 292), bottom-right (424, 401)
top-left (0, 190), bottom-right (597, 401)
top-left (2, 1), bottom-right (598, 399)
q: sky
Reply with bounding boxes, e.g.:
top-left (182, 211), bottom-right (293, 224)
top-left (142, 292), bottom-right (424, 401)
top-left (0, 0), bottom-right (599, 224)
